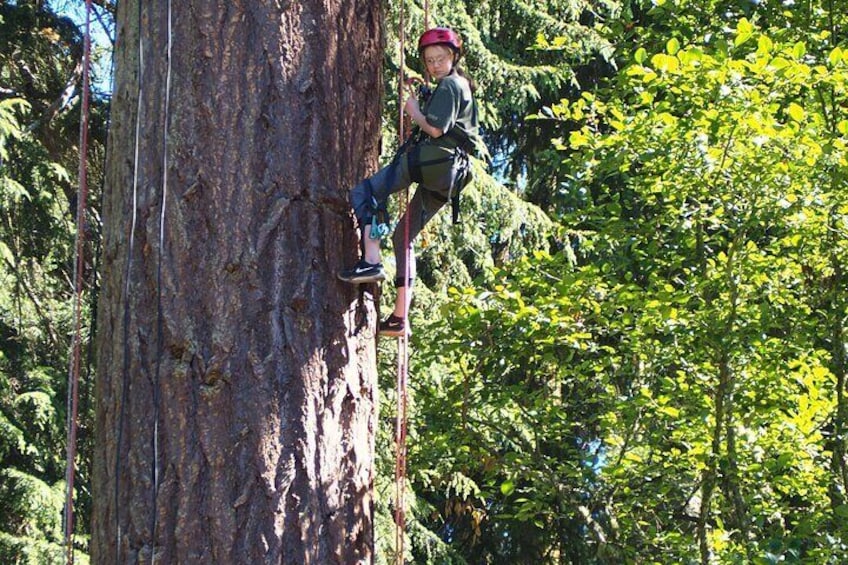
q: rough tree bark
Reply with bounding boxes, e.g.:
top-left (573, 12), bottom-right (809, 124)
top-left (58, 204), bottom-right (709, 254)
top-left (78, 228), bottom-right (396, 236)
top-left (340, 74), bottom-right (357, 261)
top-left (91, 1), bottom-right (383, 562)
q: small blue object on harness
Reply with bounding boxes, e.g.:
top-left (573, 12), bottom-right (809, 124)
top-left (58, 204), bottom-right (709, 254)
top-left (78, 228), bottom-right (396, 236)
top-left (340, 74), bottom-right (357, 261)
top-left (367, 194), bottom-right (390, 239)
top-left (370, 215), bottom-right (390, 239)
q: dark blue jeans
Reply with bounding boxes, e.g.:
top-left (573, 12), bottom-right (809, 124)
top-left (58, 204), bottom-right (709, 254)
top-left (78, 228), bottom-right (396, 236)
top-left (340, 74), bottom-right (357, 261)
top-left (349, 149), bottom-right (460, 286)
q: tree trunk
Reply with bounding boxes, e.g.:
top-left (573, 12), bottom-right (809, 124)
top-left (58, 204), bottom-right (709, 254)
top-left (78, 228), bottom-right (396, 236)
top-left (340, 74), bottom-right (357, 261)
top-left (827, 209), bottom-right (848, 516)
top-left (91, 1), bottom-right (383, 563)
top-left (698, 233), bottom-right (739, 565)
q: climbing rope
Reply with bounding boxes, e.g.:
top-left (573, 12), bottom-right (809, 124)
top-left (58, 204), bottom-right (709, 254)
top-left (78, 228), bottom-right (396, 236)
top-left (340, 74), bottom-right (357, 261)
top-left (114, 3), bottom-right (171, 561)
top-left (64, 1), bottom-right (93, 563)
top-left (393, 2), bottom-right (430, 563)
top-left (150, 2), bottom-right (173, 562)
top-left (393, 1), bottom-right (408, 559)
top-left (393, 2), bottom-right (410, 562)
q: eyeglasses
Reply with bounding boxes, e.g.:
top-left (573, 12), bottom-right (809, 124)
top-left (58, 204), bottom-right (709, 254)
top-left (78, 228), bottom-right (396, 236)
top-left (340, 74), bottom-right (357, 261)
top-left (425, 55), bottom-right (451, 66)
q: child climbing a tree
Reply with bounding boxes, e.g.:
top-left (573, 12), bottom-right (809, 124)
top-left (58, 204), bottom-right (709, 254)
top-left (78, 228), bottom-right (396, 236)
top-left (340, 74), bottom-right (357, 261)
top-left (338, 27), bottom-right (482, 337)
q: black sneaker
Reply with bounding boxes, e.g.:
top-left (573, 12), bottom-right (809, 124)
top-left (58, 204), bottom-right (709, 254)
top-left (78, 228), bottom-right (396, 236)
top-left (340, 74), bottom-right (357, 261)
top-left (338, 259), bottom-right (386, 284)
top-left (378, 314), bottom-right (410, 337)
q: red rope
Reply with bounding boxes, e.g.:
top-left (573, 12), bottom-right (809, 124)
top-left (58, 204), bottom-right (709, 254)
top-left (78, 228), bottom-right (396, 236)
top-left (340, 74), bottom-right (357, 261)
top-left (394, 341), bottom-right (409, 565)
top-left (394, 2), bottom-right (409, 560)
top-left (394, 2), bottom-right (431, 562)
top-left (64, 1), bottom-right (93, 563)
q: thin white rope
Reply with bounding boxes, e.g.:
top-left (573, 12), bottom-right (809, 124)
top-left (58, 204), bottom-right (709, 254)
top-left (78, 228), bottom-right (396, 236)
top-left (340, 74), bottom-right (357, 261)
top-left (151, 2), bottom-right (172, 562)
top-left (129, 36), bottom-right (142, 277)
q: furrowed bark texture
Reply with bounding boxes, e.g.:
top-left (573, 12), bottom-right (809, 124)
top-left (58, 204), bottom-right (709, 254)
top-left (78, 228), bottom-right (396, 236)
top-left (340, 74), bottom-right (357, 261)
top-left (92, 1), bottom-right (383, 562)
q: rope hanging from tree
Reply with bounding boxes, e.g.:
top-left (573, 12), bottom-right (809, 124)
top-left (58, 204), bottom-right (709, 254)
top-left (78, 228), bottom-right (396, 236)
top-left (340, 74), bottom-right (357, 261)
top-left (393, 0), bottom-right (410, 557)
top-left (64, 1), bottom-right (93, 562)
top-left (394, 2), bottom-right (431, 561)
top-left (109, 3), bottom-right (171, 560)
top-left (149, 3), bottom-right (173, 562)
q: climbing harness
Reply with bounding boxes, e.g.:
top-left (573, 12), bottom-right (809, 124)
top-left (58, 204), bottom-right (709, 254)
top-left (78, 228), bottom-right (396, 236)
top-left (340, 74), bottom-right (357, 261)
top-left (64, 1), bottom-right (93, 563)
top-left (366, 125), bottom-right (422, 241)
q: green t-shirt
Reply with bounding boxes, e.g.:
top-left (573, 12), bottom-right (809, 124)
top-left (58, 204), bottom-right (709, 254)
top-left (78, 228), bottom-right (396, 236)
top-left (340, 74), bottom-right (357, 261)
top-left (422, 71), bottom-right (480, 152)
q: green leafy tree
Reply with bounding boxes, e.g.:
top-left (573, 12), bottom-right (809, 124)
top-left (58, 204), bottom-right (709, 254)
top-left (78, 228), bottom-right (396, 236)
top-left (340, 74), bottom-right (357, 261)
top-left (405, 4), bottom-right (848, 564)
top-left (0, 0), bottom-right (109, 560)
top-left (0, 95), bottom-right (75, 563)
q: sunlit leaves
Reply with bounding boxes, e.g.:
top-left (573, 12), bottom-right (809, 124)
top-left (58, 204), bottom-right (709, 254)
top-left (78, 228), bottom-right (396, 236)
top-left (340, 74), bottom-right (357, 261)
top-left (508, 9), bottom-right (848, 562)
top-left (787, 102), bottom-right (806, 122)
top-left (735, 18), bottom-right (754, 47)
top-left (650, 52), bottom-right (680, 73)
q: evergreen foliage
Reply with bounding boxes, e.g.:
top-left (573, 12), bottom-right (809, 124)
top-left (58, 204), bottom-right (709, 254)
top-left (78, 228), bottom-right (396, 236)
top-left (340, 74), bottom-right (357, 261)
top-left (0, 0), bottom-right (105, 560)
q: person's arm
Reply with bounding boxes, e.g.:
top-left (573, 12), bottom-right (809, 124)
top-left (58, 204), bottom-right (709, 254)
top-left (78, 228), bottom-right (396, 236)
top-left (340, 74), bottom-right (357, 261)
top-left (404, 96), bottom-right (444, 138)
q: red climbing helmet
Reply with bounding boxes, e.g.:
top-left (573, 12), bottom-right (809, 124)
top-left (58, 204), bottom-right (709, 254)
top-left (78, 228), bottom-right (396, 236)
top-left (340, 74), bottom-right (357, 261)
top-left (418, 27), bottom-right (463, 57)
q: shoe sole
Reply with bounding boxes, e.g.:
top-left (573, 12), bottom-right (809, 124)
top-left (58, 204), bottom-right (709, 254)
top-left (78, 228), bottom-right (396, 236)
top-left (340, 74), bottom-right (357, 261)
top-left (338, 273), bottom-right (386, 284)
top-left (378, 328), bottom-right (411, 337)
